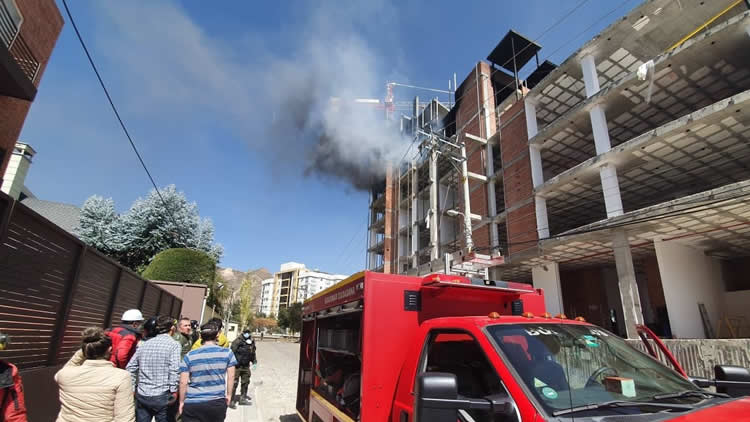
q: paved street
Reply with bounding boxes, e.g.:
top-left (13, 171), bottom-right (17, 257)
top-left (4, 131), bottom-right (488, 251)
top-left (227, 341), bottom-right (301, 422)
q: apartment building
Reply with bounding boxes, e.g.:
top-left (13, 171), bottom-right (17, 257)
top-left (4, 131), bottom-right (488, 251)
top-left (259, 278), bottom-right (274, 317)
top-left (259, 262), bottom-right (346, 317)
top-left (0, 0), bottom-right (63, 179)
top-left (368, 0), bottom-right (750, 339)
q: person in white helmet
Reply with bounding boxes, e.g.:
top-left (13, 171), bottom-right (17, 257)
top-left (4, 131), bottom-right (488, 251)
top-left (107, 309), bottom-right (145, 369)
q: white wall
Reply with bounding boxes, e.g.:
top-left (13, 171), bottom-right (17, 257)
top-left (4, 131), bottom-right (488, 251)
top-left (531, 262), bottom-right (563, 316)
top-left (654, 239), bottom-right (724, 339)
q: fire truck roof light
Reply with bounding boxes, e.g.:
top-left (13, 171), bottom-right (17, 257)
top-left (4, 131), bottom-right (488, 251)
top-left (522, 312), bottom-right (534, 318)
top-left (542, 312), bottom-right (551, 319)
top-left (488, 312), bottom-right (501, 319)
top-left (555, 313), bottom-right (567, 319)
top-left (421, 275), bottom-right (535, 293)
top-left (575, 316), bottom-right (586, 322)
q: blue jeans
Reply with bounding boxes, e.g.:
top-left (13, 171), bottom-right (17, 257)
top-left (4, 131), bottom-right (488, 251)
top-left (136, 392), bottom-right (171, 422)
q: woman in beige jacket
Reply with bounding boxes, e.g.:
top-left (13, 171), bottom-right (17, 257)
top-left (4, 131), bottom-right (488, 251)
top-left (55, 327), bottom-right (135, 422)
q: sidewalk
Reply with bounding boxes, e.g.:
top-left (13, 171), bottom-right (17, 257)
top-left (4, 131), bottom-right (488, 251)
top-left (226, 390), bottom-right (261, 422)
top-left (225, 341), bottom-right (301, 422)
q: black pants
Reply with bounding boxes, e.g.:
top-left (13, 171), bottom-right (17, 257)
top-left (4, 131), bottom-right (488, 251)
top-left (182, 399), bottom-right (228, 422)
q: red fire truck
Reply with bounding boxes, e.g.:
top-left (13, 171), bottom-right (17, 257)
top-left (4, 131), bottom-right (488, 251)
top-left (295, 271), bottom-right (750, 421)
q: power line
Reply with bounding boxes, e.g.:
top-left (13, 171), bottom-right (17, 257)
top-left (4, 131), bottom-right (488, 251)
top-left (61, 0), bottom-right (183, 236)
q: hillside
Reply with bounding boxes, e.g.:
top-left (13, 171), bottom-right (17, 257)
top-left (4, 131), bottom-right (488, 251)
top-left (217, 266), bottom-right (272, 310)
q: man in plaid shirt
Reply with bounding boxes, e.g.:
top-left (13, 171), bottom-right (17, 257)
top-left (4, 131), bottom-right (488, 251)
top-left (127, 315), bottom-right (181, 422)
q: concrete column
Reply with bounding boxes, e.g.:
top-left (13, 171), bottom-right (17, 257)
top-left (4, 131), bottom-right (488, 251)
top-left (612, 230), bottom-right (644, 339)
top-left (526, 98), bottom-right (550, 240)
top-left (524, 98), bottom-right (539, 138)
top-left (429, 149), bottom-right (440, 260)
top-left (410, 161), bottom-right (418, 268)
top-left (529, 145), bottom-right (544, 188)
top-left (589, 105), bottom-right (612, 155)
top-left (532, 262), bottom-right (564, 316)
top-left (600, 164), bottom-right (624, 217)
top-left (481, 69), bottom-right (500, 253)
top-left (460, 142), bottom-right (473, 252)
top-left (535, 196), bottom-right (550, 239)
top-left (486, 141), bottom-right (500, 253)
top-left (654, 239), bottom-right (724, 339)
top-left (582, 54), bottom-right (625, 219)
top-left (581, 55), bottom-right (600, 97)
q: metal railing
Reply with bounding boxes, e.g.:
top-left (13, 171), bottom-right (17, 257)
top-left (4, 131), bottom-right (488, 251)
top-left (0, 1), bottom-right (40, 84)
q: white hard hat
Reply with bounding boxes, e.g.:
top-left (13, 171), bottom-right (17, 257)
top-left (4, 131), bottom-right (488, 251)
top-left (122, 309), bottom-right (144, 322)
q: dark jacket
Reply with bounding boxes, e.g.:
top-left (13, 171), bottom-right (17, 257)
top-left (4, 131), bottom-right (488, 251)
top-left (107, 325), bottom-right (141, 369)
top-left (0, 360), bottom-right (27, 422)
top-left (231, 337), bottom-right (257, 367)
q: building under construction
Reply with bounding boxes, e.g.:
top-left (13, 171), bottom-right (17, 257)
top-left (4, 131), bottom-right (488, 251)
top-left (368, 0), bottom-right (750, 340)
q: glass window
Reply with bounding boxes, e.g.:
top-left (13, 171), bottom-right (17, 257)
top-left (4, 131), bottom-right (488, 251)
top-left (420, 330), bottom-right (517, 422)
top-left (487, 324), bottom-right (703, 416)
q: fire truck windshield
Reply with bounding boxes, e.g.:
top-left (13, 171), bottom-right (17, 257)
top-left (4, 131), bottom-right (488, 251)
top-left (486, 324), bottom-right (707, 417)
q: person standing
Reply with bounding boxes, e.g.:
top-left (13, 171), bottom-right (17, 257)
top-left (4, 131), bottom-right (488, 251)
top-left (127, 316), bottom-right (181, 422)
top-left (172, 318), bottom-right (194, 358)
top-left (108, 309), bottom-right (145, 369)
top-left (169, 317), bottom-right (193, 422)
top-left (229, 328), bottom-right (257, 408)
top-left (179, 323), bottom-right (236, 422)
top-left (55, 327), bottom-right (134, 422)
top-left (190, 318), bottom-right (230, 350)
top-left (0, 331), bottom-right (27, 422)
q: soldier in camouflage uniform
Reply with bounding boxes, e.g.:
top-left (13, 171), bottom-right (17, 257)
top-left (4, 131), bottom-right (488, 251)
top-left (168, 317), bottom-right (193, 422)
top-left (172, 317), bottom-right (194, 358)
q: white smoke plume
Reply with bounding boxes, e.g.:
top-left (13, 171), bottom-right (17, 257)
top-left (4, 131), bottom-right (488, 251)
top-left (94, 1), bottom-right (411, 191)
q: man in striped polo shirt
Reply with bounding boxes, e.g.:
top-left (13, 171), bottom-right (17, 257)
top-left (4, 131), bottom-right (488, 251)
top-left (178, 322), bottom-right (237, 422)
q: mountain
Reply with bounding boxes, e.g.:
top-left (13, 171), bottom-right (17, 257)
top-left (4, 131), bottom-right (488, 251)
top-left (216, 267), bottom-right (272, 310)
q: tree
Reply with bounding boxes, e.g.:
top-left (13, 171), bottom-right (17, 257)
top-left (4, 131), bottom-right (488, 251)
top-left (238, 277), bottom-right (258, 329)
top-left (277, 302), bottom-right (303, 334)
top-left (76, 196), bottom-right (118, 255)
top-left (77, 185), bottom-right (223, 271)
top-left (142, 248), bottom-right (216, 284)
top-left (253, 317), bottom-right (277, 332)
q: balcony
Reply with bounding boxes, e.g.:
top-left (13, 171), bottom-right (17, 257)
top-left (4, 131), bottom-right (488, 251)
top-left (0, 1), bottom-right (39, 101)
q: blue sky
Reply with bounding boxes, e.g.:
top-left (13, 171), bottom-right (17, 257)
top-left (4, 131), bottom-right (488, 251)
top-left (20, 0), bottom-right (640, 275)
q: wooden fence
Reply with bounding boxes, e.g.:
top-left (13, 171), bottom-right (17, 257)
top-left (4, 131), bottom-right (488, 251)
top-left (0, 191), bottom-right (182, 420)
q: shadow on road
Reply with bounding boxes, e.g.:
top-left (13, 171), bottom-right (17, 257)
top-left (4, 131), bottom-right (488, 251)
top-left (279, 414), bottom-right (301, 422)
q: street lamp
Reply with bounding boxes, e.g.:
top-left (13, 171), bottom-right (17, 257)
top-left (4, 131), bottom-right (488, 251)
top-left (445, 209), bottom-right (474, 252)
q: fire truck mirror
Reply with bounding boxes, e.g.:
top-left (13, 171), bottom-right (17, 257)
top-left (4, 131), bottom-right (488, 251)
top-left (714, 365), bottom-right (750, 397)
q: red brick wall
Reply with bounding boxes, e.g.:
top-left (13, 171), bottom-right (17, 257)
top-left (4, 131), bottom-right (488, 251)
top-left (499, 99), bottom-right (538, 255)
top-left (456, 62), bottom-right (497, 252)
top-left (0, 0), bottom-right (63, 177)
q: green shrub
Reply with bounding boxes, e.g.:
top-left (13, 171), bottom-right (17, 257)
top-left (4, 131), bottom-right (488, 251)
top-left (142, 248), bottom-right (216, 285)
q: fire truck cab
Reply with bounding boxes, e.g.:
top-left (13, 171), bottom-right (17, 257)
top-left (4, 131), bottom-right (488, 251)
top-left (295, 271), bottom-right (750, 422)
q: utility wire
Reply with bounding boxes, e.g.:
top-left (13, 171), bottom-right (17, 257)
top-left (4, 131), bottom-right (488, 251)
top-left (62, 0), bottom-right (183, 235)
